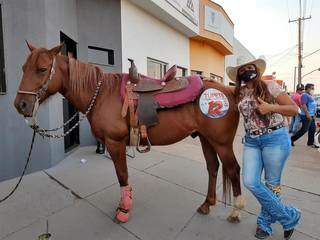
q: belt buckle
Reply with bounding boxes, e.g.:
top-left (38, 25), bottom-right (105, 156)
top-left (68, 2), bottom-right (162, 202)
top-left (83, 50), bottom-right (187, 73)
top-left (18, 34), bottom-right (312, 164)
top-left (249, 131), bottom-right (259, 138)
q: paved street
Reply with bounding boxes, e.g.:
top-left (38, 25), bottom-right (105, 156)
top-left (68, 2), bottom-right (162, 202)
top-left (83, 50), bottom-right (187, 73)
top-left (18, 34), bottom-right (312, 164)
top-left (0, 127), bottom-right (319, 240)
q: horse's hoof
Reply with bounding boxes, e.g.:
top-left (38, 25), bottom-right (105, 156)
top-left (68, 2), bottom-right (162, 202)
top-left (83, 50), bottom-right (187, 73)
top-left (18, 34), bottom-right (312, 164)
top-left (197, 203), bottom-right (210, 215)
top-left (115, 210), bottom-right (130, 223)
top-left (227, 215), bottom-right (240, 223)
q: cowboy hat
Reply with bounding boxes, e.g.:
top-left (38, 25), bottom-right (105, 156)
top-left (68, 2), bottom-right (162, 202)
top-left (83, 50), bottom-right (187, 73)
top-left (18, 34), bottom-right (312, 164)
top-left (226, 58), bottom-right (266, 82)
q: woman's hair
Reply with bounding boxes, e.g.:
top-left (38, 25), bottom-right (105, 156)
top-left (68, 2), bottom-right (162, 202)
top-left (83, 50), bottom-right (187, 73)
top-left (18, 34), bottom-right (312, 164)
top-left (234, 68), bottom-right (275, 104)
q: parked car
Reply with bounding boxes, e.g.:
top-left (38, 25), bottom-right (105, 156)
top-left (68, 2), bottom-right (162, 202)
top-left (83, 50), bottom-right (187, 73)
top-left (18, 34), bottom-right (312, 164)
top-left (315, 96), bottom-right (320, 118)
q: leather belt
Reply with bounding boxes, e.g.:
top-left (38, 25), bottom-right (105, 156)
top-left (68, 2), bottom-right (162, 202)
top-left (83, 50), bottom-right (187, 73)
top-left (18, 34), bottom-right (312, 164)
top-left (247, 123), bottom-right (285, 137)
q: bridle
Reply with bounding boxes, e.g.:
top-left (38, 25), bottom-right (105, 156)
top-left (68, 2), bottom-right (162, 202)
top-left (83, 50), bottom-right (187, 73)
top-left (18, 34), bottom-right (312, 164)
top-left (18, 57), bottom-right (56, 98)
top-left (17, 57), bottom-right (56, 125)
top-left (0, 56), bottom-right (104, 204)
top-left (16, 56), bottom-right (103, 138)
top-left (0, 58), bottom-right (57, 203)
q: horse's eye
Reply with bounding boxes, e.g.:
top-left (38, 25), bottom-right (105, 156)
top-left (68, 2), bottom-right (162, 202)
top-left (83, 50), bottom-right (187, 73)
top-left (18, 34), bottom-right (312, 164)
top-left (38, 68), bottom-right (47, 73)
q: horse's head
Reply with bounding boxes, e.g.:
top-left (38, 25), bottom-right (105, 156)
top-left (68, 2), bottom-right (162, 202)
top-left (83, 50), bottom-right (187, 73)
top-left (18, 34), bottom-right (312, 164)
top-left (14, 41), bottom-right (64, 118)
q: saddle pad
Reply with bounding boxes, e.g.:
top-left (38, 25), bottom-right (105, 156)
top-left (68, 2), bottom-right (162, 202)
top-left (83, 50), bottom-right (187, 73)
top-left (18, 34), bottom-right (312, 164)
top-left (120, 74), bottom-right (204, 108)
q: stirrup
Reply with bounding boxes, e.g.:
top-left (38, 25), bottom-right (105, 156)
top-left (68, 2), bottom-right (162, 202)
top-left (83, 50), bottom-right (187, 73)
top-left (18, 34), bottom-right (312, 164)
top-left (136, 132), bottom-right (151, 153)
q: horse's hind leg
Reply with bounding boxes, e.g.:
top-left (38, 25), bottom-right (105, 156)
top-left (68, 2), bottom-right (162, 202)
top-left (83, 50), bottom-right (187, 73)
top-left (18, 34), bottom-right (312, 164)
top-left (105, 138), bottom-right (132, 223)
top-left (215, 145), bottom-right (245, 223)
top-left (197, 135), bottom-right (220, 215)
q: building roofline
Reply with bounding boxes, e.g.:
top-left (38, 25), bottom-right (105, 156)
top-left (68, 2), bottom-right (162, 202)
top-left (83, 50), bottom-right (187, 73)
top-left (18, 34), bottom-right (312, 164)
top-left (208, 0), bottom-right (234, 26)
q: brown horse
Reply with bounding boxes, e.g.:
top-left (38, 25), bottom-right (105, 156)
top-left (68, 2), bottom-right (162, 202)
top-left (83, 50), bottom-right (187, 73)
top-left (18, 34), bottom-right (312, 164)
top-left (14, 43), bottom-right (244, 223)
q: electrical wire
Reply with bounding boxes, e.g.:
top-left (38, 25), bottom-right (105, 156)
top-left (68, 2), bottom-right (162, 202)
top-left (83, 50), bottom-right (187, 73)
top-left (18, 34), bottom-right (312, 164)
top-left (286, 0), bottom-right (295, 45)
top-left (267, 46), bottom-right (297, 68)
top-left (302, 0), bottom-right (307, 40)
top-left (264, 45), bottom-right (297, 59)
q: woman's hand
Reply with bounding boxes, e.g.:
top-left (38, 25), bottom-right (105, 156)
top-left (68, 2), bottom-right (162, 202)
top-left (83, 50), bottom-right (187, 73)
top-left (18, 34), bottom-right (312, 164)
top-left (257, 97), bottom-right (274, 115)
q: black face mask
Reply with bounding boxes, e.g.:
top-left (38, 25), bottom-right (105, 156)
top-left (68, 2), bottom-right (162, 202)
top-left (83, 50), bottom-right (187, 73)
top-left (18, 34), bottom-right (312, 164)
top-left (238, 70), bottom-right (258, 82)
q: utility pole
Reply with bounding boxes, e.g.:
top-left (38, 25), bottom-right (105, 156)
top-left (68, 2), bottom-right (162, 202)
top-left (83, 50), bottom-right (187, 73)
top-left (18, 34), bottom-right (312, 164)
top-left (294, 66), bottom-right (297, 90)
top-left (289, 0), bottom-right (311, 85)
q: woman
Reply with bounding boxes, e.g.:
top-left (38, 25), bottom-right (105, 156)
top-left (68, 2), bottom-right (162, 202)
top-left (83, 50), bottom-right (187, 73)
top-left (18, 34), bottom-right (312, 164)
top-left (226, 59), bottom-right (301, 240)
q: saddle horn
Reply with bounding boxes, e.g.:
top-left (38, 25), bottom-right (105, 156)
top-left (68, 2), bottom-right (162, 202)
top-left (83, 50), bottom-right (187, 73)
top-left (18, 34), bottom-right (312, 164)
top-left (128, 59), bottom-right (140, 84)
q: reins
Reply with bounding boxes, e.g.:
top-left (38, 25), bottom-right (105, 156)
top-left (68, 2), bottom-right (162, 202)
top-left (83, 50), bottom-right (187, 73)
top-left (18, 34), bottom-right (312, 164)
top-left (0, 130), bottom-right (36, 203)
top-left (33, 79), bottom-right (102, 138)
top-left (0, 57), bottom-right (103, 203)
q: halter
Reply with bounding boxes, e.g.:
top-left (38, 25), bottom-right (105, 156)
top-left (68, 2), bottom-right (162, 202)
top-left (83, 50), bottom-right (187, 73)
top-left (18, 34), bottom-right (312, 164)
top-left (17, 57), bottom-right (56, 126)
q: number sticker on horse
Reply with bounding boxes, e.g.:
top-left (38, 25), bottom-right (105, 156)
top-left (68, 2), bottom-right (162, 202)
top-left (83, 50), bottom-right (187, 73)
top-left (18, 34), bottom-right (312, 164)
top-left (199, 88), bottom-right (229, 118)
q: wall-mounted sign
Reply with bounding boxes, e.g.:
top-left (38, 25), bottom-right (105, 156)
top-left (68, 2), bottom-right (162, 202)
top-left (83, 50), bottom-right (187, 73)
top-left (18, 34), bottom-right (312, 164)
top-left (204, 6), bottom-right (234, 46)
top-left (166, 0), bottom-right (199, 26)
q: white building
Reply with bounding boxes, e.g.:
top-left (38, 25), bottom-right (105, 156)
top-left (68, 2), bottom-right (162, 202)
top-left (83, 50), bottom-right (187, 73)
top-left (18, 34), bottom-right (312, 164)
top-left (121, 0), bottom-right (199, 77)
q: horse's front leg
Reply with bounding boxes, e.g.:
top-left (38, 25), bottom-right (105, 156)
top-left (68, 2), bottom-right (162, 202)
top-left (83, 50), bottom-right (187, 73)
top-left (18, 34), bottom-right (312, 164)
top-left (105, 138), bottom-right (132, 223)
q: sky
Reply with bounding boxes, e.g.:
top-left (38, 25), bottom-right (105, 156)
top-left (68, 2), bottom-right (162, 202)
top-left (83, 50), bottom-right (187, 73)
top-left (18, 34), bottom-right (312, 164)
top-left (213, 0), bottom-right (320, 93)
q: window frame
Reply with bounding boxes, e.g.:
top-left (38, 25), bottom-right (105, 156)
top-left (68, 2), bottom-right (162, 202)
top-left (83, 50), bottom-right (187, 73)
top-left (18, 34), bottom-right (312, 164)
top-left (210, 73), bottom-right (223, 83)
top-left (88, 45), bottom-right (115, 66)
top-left (177, 66), bottom-right (187, 77)
top-left (191, 70), bottom-right (203, 77)
top-left (147, 57), bottom-right (168, 78)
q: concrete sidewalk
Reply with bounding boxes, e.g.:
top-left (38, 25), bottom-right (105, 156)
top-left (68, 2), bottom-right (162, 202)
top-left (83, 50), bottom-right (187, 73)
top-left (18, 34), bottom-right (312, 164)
top-left (0, 132), bottom-right (320, 240)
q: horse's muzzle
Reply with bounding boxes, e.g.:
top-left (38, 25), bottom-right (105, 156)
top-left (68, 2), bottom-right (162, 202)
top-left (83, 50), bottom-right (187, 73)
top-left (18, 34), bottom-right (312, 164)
top-left (14, 98), bottom-right (33, 117)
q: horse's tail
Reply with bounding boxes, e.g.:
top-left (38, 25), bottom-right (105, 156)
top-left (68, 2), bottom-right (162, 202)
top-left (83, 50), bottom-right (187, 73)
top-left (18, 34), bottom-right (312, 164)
top-left (222, 167), bottom-right (232, 205)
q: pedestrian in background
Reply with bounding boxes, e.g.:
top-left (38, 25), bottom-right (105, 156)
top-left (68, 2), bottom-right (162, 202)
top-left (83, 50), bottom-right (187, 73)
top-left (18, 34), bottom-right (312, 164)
top-left (291, 83), bottom-right (319, 148)
top-left (227, 58), bottom-right (301, 240)
top-left (289, 84), bottom-right (304, 134)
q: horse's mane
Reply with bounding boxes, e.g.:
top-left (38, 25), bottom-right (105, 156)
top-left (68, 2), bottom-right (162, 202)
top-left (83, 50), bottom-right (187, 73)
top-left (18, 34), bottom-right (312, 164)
top-left (68, 57), bottom-right (121, 96)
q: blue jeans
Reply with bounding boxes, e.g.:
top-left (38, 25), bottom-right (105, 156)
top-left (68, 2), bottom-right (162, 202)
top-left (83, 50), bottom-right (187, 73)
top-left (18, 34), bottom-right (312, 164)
top-left (289, 114), bottom-right (301, 134)
top-left (291, 115), bottom-right (316, 145)
top-left (243, 127), bottom-right (301, 235)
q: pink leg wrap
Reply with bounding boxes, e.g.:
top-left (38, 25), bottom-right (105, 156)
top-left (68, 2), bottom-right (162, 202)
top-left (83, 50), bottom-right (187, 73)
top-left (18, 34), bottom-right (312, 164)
top-left (116, 185), bottom-right (132, 223)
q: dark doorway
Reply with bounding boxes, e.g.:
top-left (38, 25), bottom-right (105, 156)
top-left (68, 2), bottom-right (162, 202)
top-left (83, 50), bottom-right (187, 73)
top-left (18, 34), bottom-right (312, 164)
top-left (0, 4), bottom-right (6, 94)
top-left (60, 32), bottom-right (80, 152)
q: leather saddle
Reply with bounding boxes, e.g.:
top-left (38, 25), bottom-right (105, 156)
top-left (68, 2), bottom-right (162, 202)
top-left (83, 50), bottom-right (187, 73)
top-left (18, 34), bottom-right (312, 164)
top-left (122, 59), bottom-right (190, 153)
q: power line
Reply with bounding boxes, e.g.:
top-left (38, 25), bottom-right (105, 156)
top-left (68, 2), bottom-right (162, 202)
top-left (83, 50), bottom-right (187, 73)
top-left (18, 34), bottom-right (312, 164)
top-left (289, 1), bottom-right (312, 85)
top-left (309, 0), bottom-right (314, 16)
top-left (286, 0), bottom-right (291, 41)
top-left (302, 0), bottom-right (307, 41)
top-left (286, 0), bottom-right (291, 18)
top-left (265, 45), bottom-right (297, 60)
top-left (304, 0), bottom-right (315, 47)
top-left (303, 48), bottom-right (320, 58)
top-left (299, 0), bottom-right (302, 17)
top-left (267, 47), bottom-right (297, 68)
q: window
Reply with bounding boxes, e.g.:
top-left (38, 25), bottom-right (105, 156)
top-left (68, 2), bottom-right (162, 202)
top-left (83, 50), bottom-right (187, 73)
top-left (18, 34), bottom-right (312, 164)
top-left (0, 4), bottom-right (6, 94)
top-left (88, 46), bottom-right (114, 66)
top-left (177, 66), bottom-right (187, 77)
top-left (147, 58), bottom-right (167, 78)
top-left (210, 73), bottom-right (223, 83)
top-left (191, 70), bottom-right (203, 76)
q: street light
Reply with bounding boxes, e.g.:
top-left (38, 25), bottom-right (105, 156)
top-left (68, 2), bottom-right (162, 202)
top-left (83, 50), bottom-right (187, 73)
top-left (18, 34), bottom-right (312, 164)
top-left (302, 68), bottom-right (320, 79)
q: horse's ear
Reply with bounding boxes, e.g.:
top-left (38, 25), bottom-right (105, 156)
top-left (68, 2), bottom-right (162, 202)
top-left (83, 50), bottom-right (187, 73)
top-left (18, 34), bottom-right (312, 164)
top-left (49, 43), bottom-right (64, 56)
top-left (25, 40), bottom-right (36, 52)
